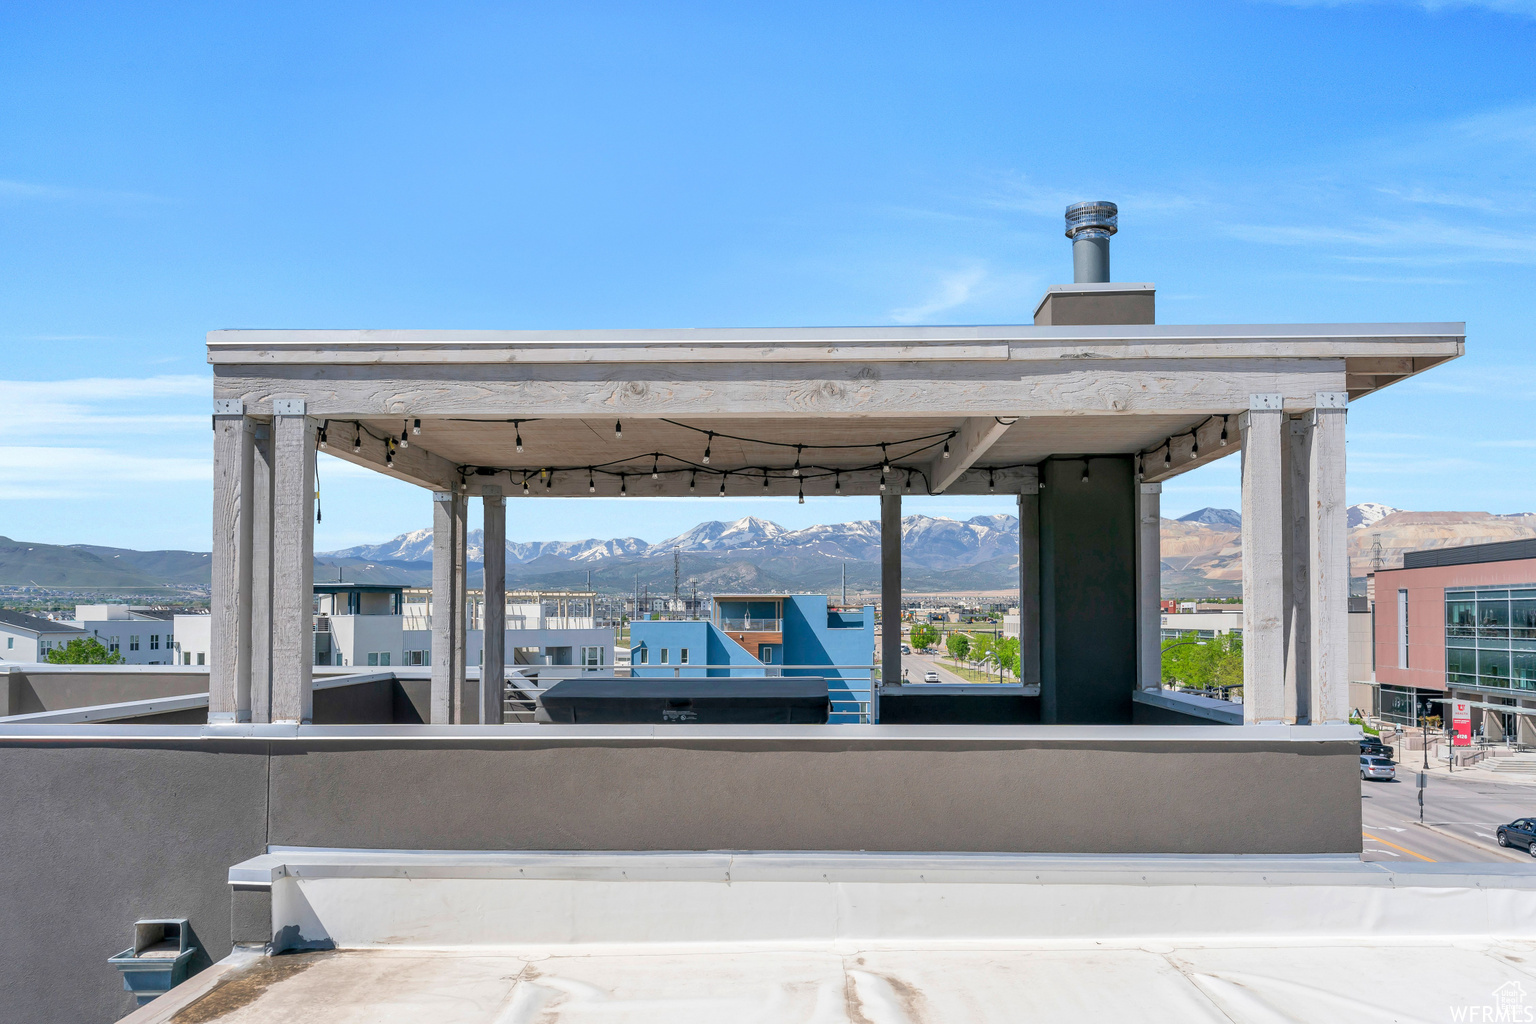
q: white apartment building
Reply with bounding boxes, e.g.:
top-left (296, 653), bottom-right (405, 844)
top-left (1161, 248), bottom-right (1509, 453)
top-left (1161, 605), bottom-right (1244, 641)
top-left (0, 610), bottom-right (88, 662)
top-left (70, 605), bottom-right (180, 664)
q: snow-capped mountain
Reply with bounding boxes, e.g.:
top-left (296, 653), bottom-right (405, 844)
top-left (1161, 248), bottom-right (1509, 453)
top-left (1176, 508), bottom-right (1242, 529)
top-left (323, 514), bottom-right (1021, 570)
top-left (1348, 503), bottom-right (1402, 529)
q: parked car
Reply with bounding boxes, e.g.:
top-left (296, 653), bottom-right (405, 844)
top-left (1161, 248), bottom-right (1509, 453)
top-left (1360, 737), bottom-right (1395, 760)
top-left (901, 645), bottom-right (911, 654)
top-left (1497, 819), bottom-right (1536, 857)
top-left (1360, 755), bottom-right (1396, 782)
top-left (923, 670), bottom-right (940, 683)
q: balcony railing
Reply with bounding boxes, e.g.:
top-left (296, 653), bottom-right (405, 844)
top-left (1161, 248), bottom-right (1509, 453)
top-left (716, 618), bottom-right (782, 632)
top-left (501, 663), bottom-right (876, 724)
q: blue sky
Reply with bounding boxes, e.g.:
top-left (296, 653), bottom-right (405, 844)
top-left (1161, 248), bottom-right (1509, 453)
top-left (2, 0), bottom-right (1532, 551)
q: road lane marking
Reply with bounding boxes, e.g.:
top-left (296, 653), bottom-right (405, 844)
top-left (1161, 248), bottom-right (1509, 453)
top-left (1362, 831), bottom-right (1436, 862)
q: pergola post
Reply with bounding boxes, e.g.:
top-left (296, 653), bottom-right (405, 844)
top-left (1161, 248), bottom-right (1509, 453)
top-left (430, 490), bottom-right (462, 724)
top-left (481, 488), bottom-right (506, 725)
top-left (1240, 395), bottom-right (1285, 724)
top-left (1308, 394), bottom-right (1350, 724)
top-left (270, 405), bottom-right (315, 724)
top-left (209, 402), bottom-right (253, 722)
top-left (451, 492), bottom-right (470, 723)
top-left (1136, 481), bottom-right (1162, 692)
top-left (250, 422), bottom-right (275, 723)
top-left (1016, 484), bottom-right (1040, 686)
top-left (879, 491), bottom-right (902, 716)
top-left (1282, 415), bottom-right (1312, 723)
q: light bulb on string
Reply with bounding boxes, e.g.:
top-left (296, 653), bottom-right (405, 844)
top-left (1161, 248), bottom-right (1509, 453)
top-left (988, 470), bottom-right (996, 493)
top-left (905, 470), bottom-right (913, 493)
top-left (514, 422), bottom-right (523, 454)
top-left (353, 426), bottom-right (361, 454)
top-left (702, 432), bottom-right (712, 465)
top-left (1219, 416), bottom-right (1229, 446)
top-left (881, 444), bottom-right (889, 475)
top-left (689, 471), bottom-right (696, 493)
top-left (545, 470), bottom-right (554, 491)
top-left (1190, 434), bottom-right (1199, 460)
top-left (719, 473), bottom-right (727, 497)
top-left (763, 470), bottom-right (770, 489)
top-left (412, 419), bottom-right (421, 436)
top-left (399, 421), bottom-right (409, 449)
top-left (588, 468), bottom-right (595, 494)
top-left (793, 446), bottom-right (802, 477)
top-left (797, 481), bottom-right (804, 504)
top-left (834, 472), bottom-right (841, 495)
top-left (318, 424), bottom-right (328, 449)
top-left (1081, 461), bottom-right (1090, 484)
top-left (522, 476), bottom-right (530, 496)
top-left (942, 439), bottom-right (950, 459)
top-left (385, 439), bottom-right (394, 468)
top-left (614, 420), bottom-right (622, 440)
top-left (620, 474), bottom-right (627, 497)
top-left (1164, 446), bottom-right (1172, 469)
top-left (651, 455), bottom-right (659, 480)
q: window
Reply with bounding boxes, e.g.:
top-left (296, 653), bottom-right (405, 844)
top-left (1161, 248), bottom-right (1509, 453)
top-left (183, 652), bottom-right (191, 665)
top-left (581, 646), bottom-right (604, 668)
top-left (680, 647), bottom-right (690, 665)
top-left (368, 653), bottom-right (379, 666)
top-left (149, 634), bottom-right (159, 650)
top-left (634, 647), bottom-right (648, 665)
top-left (1397, 590), bottom-right (1409, 668)
top-left (129, 635), bottom-right (140, 651)
top-left (380, 652), bottom-right (391, 666)
top-left (5, 637), bottom-right (11, 650)
top-left (660, 648), bottom-right (670, 664)
top-left (196, 653), bottom-right (205, 665)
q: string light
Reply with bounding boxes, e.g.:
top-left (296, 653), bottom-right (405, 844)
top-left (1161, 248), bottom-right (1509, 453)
top-left (942, 440), bottom-right (950, 459)
top-left (689, 471), bottom-right (696, 493)
top-left (1164, 447), bottom-right (1172, 469)
top-left (879, 477), bottom-right (886, 492)
top-left (614, 420), bottom-right (622, 440)
top-left (588, 468), bottom-right (595, 494)
top-left (399, 421), bottom-right (410, 449)
top-left (522, 476), bottom-right (530, 496)
top-left (651, 454), bottom-right (659, 479)
top-left (763, 470), bottom-right (770, 489)
top-left (905, 469), bottom-right (913, 493)
top-left (797, 480), bottom-right (805, 504)
top-left (514, 422), bottom-right (523, 454)
top-left (702, 432), bottom-right (713, 465)
top-left (412, 418), bottom-right (421, 436)
top-left (458, 475), bottom-right (468, 494)
top-left (719, 472), bottom-right (727, 497)
top-left (1190, 433), bottom-right (1199, 460)
top-left (620, 474), bottom-right (627, 497)
top-left (317, 423), bottom-right (328, 449)
top-left (385, 438), bottom-right (394, 468)
top-left (545, 470), bottom-right (554, 491)
top-left (353, 426), bottom-right (361, 454)
top-left (988, 469), bottom-right (996, 493)
top-left (834, 471), bottom-right (841, 495)
top-left (792, 446), bottom-right (802, 477)
top-left (881, 444), bottom-right (890, 476)
top-left (1081, 460), bottom-right (1090, 484)
top-left (1219, 416), bottom-right (1229, 446)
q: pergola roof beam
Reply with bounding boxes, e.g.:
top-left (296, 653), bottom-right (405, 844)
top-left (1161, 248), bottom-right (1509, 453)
top-left (928, 417), bottom-right (1016, 494)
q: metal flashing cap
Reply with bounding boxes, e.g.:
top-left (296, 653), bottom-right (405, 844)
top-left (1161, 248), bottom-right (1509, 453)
top-left (1065, 200), bottom-right (1118, 240)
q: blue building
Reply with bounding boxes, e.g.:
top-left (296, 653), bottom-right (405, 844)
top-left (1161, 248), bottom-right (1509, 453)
top-left (629, 594), bottom-right (875, 720)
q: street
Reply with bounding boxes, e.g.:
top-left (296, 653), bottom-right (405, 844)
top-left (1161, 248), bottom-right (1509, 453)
top-left (1360, 762), bottom-right (1536, 864)
top-left (900, 648), bottom-right (983, 686)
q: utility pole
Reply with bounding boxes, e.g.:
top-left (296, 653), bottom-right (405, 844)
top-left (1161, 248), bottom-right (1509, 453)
top-left (674, 550), bottom-right (681, 597)
top-left (842, 562), bottom-right (847, 606)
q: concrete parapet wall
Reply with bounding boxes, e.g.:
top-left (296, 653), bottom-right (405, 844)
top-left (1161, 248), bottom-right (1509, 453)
top-left (0, 723), bottom-right (1359, 1023)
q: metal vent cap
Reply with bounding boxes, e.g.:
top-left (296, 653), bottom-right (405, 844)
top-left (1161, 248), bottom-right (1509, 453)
top-left (1065, 201), bottom-right (1118, 240)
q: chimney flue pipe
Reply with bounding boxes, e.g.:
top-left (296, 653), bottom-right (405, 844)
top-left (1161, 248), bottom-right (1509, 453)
top-left (1065, 201), bottom-right (1117, 283)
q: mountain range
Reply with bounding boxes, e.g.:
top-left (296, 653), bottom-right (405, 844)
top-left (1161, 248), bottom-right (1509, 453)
top-left (8, 504), bottom-right (1536, 599)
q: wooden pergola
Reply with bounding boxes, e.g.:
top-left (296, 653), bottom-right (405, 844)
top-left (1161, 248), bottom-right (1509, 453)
top-left (206, 319), bottom-right (1462, 727)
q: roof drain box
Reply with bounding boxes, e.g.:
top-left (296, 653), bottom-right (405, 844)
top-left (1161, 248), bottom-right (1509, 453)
top-left (107, 918), bottom-right (197, 1006)
top-left (540, 677), bottom-right (829, 724)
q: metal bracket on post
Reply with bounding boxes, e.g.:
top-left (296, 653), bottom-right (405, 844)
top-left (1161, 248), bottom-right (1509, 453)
top-left (1313, 392), bottom-right (1348, 426)
top-left (272, 399), bottom-right (307, 416)
top-left (213, 399), bottom-right (244, 416)
top-left (432, 491), bottom-right (454, 503)
top-left (482, 484), bottom-right (503, 502)
top-left (1250, 393), bottom-right (1284, 411)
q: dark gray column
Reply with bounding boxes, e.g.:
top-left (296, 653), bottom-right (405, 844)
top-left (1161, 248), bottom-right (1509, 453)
top-left (1136, 481), bottom-right (1162, 692)
top-left (451, 492), bottom-right (470, 723)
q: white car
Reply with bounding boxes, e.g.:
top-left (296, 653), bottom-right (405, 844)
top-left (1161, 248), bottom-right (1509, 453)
top-left (923, 670), bottom-right (940, 683)
top-left (1360, 755), bottom-right (1395, 782)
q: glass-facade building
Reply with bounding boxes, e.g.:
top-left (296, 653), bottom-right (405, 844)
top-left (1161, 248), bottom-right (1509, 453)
top-left (1445, 586), bottom-right (1536, 692)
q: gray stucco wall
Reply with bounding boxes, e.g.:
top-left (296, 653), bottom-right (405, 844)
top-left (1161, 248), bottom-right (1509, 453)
top-left (0, 730), bottom-right (1359, 1023)
top-left (1, 667), bottom-right (209, 716)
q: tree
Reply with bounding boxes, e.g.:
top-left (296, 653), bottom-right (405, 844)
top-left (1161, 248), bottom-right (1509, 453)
top-left (945, 631), bottom-right (970, 662)
top-left (1160, 633), bottom-right (1242, 692)
top-left (909, 623), bottom-right (939, 651)
top-left (47, 637), bottom-right (125, 665)
top-left (993, 636), bottom-right (1020, 679)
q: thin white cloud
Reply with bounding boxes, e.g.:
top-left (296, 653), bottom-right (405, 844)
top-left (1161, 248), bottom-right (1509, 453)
top-left (0, 375), bottom-right (212, 441)
top-left (890, 266), bottom-right (989, 323)
top-left (0, 446), bottom-right (210, 500)
top-left (0, 179), bottom-right (166, 204)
